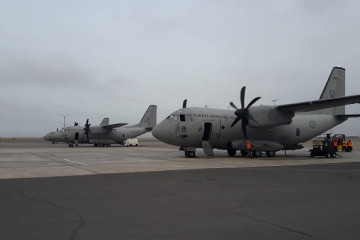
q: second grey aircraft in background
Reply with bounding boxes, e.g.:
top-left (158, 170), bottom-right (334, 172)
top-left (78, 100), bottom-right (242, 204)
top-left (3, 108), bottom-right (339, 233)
top-left (44, 105), bottom-right (157, 147)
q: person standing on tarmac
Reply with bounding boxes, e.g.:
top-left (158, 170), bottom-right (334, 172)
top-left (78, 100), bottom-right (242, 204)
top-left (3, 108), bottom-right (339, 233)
top-left (347, 140), bottom-right (353, 152)
top-left (333, 140), bottom-right (338, 152)
top-left (342, 140), bottom-right (346, 151)
top-left (246, 141), bottom-right (253, 157)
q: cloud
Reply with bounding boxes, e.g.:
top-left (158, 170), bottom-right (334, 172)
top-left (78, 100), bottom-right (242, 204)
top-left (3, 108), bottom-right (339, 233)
top-left (1, 0), bottom-right (360, 137)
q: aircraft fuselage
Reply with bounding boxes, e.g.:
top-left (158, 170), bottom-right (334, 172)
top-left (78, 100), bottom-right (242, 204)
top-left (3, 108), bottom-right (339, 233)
top-left (44, 126), bottom-right (149, 145)
top-left (152, 107), bottom-right (345, 151)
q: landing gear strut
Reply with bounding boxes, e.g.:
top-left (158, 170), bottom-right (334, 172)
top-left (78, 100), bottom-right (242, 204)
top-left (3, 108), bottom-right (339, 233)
top-left (227, 148), bottom-right (236, 157)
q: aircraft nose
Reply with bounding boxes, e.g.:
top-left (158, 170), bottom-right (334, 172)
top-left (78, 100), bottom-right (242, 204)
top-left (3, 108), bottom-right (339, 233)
top-left (152, 123), bottom-right (166, 142)
top-left (43, 134), bottom-right (50, 141)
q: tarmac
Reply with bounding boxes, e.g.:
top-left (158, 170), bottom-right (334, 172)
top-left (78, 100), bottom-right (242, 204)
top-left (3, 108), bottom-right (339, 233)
top-left (1, 138), bottom-right (360, 239)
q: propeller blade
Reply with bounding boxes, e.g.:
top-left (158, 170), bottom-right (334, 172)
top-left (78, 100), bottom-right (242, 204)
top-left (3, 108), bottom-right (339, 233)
top-left (230, 117), bottom-right (241, 128)
top-left (230, 86), bottom-right (261, 139)
top-left (248, 114), bottom-right (260, 125)
top-left (83, 119), bottom-right (91, 139)
top-left (230, 102), bottom-right (238, 110)
top-left (240, 86), bottom-right (246, 109)
top-left (246, 97), bottom-right (261, 110)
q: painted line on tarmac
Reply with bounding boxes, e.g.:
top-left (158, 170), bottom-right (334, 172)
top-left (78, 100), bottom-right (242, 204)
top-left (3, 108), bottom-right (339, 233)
top-left (63, 158), bottom-right (87, 165)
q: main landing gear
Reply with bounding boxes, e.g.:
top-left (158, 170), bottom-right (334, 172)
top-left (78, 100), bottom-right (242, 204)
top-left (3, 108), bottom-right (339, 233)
top-left (227, 148), bottom-right (276, 158)
top-left (227, 148), bottom-right (236, 157)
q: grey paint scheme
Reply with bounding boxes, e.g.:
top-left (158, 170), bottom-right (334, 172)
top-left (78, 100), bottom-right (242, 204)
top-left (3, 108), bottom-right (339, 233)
top-left (44, 105), bottom-right (157, 145)
top-left (152, 67), bottom-right (360, 156)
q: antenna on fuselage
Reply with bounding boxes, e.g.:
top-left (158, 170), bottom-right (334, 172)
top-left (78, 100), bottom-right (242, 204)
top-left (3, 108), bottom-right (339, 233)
top-left (183, 99), bottom-right (187, 108)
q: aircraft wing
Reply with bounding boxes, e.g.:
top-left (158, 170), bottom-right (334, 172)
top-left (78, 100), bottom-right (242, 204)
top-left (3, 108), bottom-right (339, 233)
top-left (102, 123), bottom-right (128, 129)
top-left (277, 94), bottom-right (360, 113)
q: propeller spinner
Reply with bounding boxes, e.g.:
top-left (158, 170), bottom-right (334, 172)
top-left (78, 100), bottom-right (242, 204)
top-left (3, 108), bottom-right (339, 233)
top-left (229, 86), bottom-right (261, 139)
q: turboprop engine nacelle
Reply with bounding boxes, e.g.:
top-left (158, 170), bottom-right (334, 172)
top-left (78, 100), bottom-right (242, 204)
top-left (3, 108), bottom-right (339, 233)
top-left (248, 106), bottom-right (294, 128)
top-left (89, 126), bottom-right (111, 135)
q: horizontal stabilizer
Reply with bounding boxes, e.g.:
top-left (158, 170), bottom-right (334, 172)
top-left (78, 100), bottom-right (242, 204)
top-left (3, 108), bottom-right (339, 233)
top-left (277, 94), bottom-right (360, 113)
top-left (336, 114), bottom-right (360, 120)
top-left (102, 123), bottom-right (128, 129)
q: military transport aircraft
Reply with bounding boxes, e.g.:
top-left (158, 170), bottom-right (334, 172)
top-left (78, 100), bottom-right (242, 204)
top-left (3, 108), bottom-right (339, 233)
top-left (44, 105), bottom-right (157, 147)
top-left (152, 67), bottom-right (360, 158)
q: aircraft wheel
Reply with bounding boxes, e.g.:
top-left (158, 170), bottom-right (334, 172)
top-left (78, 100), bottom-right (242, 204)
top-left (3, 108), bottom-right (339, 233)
top-left (69, 144), bottom-right (74, 147)
top-left (252, 150), bottom-right (262, 158)
top-left (227, 148), bottom-right (236, 157)
top-left (185, 151), bottom-right (196, 158)
top-left (266, 151), bottom-right (276, 157)
top-left (240, 150), bottom-right (247, 157)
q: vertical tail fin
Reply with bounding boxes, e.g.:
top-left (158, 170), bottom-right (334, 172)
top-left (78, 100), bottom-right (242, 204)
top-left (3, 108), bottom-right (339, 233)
top-left (318, 67), bottom-right (345, 115)
top-left (99, 118), bottom-right (109, 126)
top-left (138, 105), bottom-right (157, 130)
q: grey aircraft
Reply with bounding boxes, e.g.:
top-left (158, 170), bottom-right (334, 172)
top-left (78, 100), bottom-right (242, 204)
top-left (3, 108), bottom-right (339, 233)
top-left (44, 105), bottom-right (157, 147)
top-left (152, 67), bottom-right (360, 158)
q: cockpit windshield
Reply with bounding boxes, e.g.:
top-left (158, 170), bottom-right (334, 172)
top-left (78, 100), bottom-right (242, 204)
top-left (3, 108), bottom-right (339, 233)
top-left (165, 114), bottom-right (178, 121)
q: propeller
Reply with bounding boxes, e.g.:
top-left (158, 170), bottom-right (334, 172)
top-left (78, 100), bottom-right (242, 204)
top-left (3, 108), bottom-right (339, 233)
top-left (183, 99), bottom-right (187, 108)
top-left (229, 86), bottom-right (261, 139)
top-left (83, 119), bottom-right (91, 140)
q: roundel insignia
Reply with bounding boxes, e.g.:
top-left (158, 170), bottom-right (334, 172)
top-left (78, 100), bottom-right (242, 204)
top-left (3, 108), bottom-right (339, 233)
top-left (309, 121), bottom-right (316, 129)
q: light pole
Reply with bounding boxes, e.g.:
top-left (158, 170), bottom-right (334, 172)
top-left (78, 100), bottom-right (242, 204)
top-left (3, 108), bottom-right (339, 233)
top-left (272, 99), bottom-right (278, 106)
top-left (60, 114), bottom-right (69, 129)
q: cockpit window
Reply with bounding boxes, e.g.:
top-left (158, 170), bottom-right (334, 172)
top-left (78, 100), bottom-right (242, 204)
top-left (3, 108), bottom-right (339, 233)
top-left (180, 114), bottom-right (185, 122)
top-left (165, 115), bottom-right (178, 121)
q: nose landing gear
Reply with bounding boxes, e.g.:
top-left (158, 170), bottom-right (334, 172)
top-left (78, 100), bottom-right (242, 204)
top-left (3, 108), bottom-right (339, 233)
top-left (185, 150), bottom-right (196, 158)
top-left (182, 147), bottom-right (197, 158)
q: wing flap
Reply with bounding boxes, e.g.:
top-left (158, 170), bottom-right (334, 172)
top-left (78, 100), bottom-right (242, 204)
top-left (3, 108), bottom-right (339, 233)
top-left (277, 94), bottom-right (360, 113)
top-left (102, 123), bottom-right (128, 129)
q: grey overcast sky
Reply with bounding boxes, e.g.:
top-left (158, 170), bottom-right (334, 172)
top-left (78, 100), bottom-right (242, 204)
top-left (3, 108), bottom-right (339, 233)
top-left (1, 0), bottom-right (360, 137)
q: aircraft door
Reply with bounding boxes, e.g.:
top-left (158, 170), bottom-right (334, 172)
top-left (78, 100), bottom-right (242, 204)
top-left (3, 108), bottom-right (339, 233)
top-left (202, 120), bottom-right (221, 146)
top-left (202, 123), bottom-right (212, 141)
top-left (74, 132), bottom-right (79, 146)
top-left (180, 114), bottom-right (187, 135)
top-left (75, 132), bottom-right (79, 141)
top-left (177, 114), bottom-right (188, 137)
